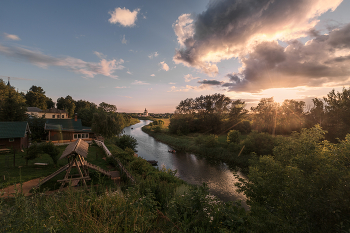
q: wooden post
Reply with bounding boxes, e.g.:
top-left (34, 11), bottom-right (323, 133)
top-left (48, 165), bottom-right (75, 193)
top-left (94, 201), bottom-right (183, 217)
top-left (13, 145), bottom-right (15, 167)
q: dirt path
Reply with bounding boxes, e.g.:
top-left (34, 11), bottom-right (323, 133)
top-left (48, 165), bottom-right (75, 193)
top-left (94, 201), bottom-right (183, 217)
top-left (0, 178), bottom-right (41, 198)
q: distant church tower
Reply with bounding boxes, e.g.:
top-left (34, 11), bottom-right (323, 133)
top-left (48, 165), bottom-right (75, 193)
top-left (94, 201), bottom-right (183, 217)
top-left (144, 108), bottom-right (148, 116)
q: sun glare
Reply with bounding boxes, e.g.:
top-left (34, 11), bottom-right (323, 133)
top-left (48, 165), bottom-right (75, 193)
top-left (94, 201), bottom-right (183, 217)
top-left (260, 88), bottom-right (301, 103)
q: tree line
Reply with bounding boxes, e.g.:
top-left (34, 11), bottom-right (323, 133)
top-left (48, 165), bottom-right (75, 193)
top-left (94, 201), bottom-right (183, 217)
top-left (169, 88), bottom-right (350, 141)
top-left (0, 79), bottom-right (132, 140)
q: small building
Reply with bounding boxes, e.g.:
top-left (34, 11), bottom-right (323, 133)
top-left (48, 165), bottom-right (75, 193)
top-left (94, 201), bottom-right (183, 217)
top-left (0, 121), bottom-right (31, 150)
top-left (144, 108), bottom-right (148, 116)
top-left (27, 107), bottom-right (68, 119)
top-left (44, 117), bottom-right (94, 142)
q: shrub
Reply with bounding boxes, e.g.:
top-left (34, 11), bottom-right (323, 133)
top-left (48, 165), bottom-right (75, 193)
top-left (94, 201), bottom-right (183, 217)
top-left (115, 134), bottom-right (138, 152)
top-left (41, 141), bottom-right (60, 165)
top-left (241, 131), bottom-right (275, 156)
top-left (227, 130), bottom-right (241, 144)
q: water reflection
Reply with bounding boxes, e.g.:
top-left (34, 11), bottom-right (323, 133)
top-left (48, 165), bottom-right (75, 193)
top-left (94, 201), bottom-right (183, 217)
top-left (123, 120), bottom-right (247, 207)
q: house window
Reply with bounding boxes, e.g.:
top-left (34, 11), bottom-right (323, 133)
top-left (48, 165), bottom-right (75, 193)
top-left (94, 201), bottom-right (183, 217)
top-left (52, 115), bottom-right (55, 118)
top-left (57, 115), bottom-right (60, 118)
top-left (62, 115), bottom-right (64, 118)
top-left (73, 133), bottom-right (89, 139)
top-left (9, 138), bottom-right (14, 142)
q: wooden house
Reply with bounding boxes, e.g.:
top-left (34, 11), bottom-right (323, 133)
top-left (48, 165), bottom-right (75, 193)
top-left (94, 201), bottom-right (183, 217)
top-left (44, 117), bottom-right (94, 142)
top-left (0, 121), bottom-right (31, 151)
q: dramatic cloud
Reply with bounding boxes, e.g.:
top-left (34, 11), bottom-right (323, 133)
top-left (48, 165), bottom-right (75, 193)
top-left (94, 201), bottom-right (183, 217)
top-left (159, 61), bottom-right (169, 71)
top-left (109, 7), bottom-right (140, 27)
top-left (0, 45), bottom-right (124, 78)
top-left (222, 23), bottom-right (350, 92)
top-left (3, 33), bottom-right (20, 41)
top-left (122, 35), bottom-right (127, 44)
top-left (184, 74), bottom-right (199, 82)
top-left (148, 52), bottom-right (159, 59)
top-left (173, 0), bottom-right (342, 76)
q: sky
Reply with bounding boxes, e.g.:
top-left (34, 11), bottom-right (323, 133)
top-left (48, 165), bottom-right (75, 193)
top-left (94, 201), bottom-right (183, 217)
top-left (1, 0), bottom-right (350, 113)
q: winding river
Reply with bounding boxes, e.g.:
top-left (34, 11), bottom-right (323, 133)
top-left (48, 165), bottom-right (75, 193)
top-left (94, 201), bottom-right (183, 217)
top-left (123, 120), bottom-right (247, 207)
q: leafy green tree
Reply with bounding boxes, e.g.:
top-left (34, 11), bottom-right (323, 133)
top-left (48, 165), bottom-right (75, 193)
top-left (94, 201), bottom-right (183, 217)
top-left (27, 115), bottom-right (46, 142)
top-left (41, 142), bottom-right (60, 166)
top-left (25, 85), bottom-right (48, 110)
top-left (91, 111), bottom-right (125, 139)
top-left (115, 135), bottom-right (138, 152)
top-left (237, 126), bottom-right (350, 232)
top-left (57, 95), bottom-right (75, 118)
top-left (98, 102), bottom-right (117, 113)
top-left (25, 143), bottom-right (40, 166)
top-left (0, 79), bottom-right (27, 121)
top-left (250, 97), bottom-right (278, 134)
top-left (227, 130), bottom-right (241, 144)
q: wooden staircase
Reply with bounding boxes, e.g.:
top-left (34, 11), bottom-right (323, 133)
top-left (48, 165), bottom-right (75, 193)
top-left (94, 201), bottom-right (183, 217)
top-left (35, 164), bottom-right (70, 188)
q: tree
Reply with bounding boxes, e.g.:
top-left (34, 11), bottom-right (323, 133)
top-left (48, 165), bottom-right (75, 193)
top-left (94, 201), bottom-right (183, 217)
top-left (251, 97), bottom-right (278, 134)
top-left (27, 115), bottom-right (46, 142)
top-left (91, 111), bottom-right (125, 138)
top-left (25, 143), bottom-right (40, 166)
top-left (115, 135), bottom-right (138, 152)
top-left (0, 79), bottom-right (27, 121)
top-left (57, 95), bottom-right (76, 118)
top-left (98, 102), bottom-right (117, 113)
top-left (236, 126), bottom-right (350, 232)
top-left (25, 85), bottom-right (48, 110)
top-left (41, 142), bottom-right (60, 166)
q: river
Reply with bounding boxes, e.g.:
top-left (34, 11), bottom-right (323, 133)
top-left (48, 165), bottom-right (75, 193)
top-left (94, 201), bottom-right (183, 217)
top-left (123, 120), bottom-right (247, 207)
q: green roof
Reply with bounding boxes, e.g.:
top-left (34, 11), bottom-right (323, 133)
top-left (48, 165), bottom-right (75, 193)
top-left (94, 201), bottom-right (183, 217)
top-left (0, 121), bottom-right (30, 139)
top-left (45, 119), bottom-right (92, 132)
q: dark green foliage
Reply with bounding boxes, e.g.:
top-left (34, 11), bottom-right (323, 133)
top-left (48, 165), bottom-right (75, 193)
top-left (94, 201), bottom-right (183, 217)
top-left (241, 131), bottom-right (276, 156)
top-left (56, 95), bottom-right (75, 118)
top-left (41, 141), bottom-right (60, 165)
top-left (25, 85), bottom-right (52, 110)
top-left (237, 126), bottom-right (350, 232)
top-left (27, 115), bottom-right (46, 142)
top-left (25, 143), bottom-right (40, 166)
top-left (91, 111), bottom-right (125, 139)
top-left (0, 79), bottom-right (27, 121)
top-left (115, 135), bottom-right (138, 152)
top-left (234, 120), bottom-right (252, 134)
top-left (227, 130), bottom-right (241, 144)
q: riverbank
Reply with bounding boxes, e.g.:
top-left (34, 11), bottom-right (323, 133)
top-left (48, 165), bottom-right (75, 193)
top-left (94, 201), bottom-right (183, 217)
top-left (141, 124), bottom-right (251, 174)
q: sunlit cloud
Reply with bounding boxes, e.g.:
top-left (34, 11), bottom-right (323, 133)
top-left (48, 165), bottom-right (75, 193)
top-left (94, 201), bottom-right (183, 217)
top-left (132, 80), bottom-right (149, 85)
top-left (0, 44), bottom-right (124, 78)
top-left (150, 74), bottom-right (155, 76)
top-left (3, 33), bottom-right (20, 41)
top-left (184, 74), bottom-right (199, 82)
top-left (167, 84), bottom-right (206, 92)
top-left (108, 7), bottom-right (140, 27)
top-left (159, 61), bottom-right (169, 71)
top-left (127, 71), bottom-right (132, 75)
top-left (173, 0), bottom-right (342, 77)
top-left (115, 86), bottom-right (127, 89)
top-left (148, 52), bottom-right (159, 59)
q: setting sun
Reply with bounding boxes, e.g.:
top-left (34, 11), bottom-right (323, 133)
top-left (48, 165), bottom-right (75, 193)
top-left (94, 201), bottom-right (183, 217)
top-left (260, 88), bottom-right (303, 103)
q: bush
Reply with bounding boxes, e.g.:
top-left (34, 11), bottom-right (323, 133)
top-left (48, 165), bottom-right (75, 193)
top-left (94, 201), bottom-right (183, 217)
top-left (227, 130), bottom-right (241, 144)
top-left (41, 141), bottom-right (60, 165)
top-left (115, 134), bottom-right (138, 152)
top-left (241, 131), bottom-right (275, 156)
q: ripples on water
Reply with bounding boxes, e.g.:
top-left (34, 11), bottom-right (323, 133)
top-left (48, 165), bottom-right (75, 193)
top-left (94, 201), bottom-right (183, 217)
top-left (123, 120), bottom-right (247, 207)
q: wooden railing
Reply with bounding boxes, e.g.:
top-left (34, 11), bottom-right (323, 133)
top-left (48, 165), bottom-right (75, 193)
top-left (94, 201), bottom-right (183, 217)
top-left (94, 140), bottom-right (135, 184)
